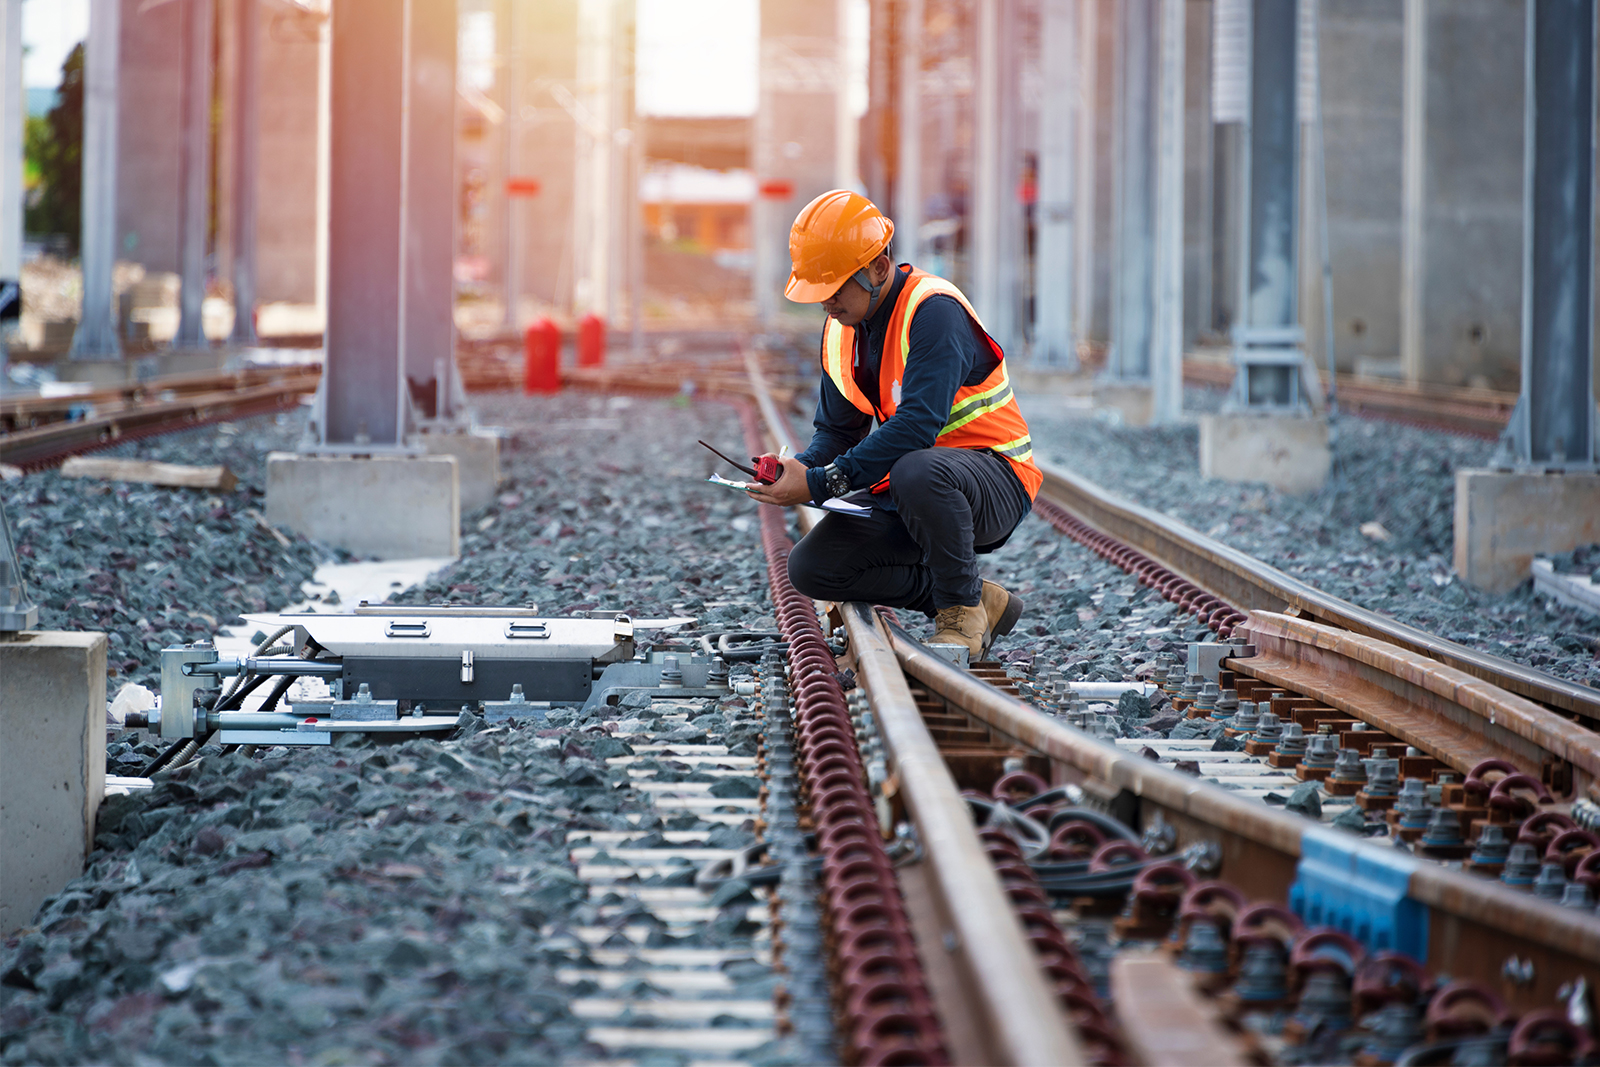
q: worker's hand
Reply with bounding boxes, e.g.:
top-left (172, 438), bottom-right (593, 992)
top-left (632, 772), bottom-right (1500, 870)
top-left (746, 455), bottom-right (813, 507)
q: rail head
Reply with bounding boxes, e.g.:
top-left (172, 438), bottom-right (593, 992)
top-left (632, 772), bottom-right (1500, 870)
top-left (842, 602), bottom-right (1084, 1066)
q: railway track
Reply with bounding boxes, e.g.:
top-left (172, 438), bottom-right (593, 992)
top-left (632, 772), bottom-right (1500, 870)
top-left (0, 366), bottom-right (320, 470)
top-left (711, 355), bottom-right (1600, 1064)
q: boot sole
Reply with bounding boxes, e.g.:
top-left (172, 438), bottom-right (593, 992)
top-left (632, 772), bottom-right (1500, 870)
top-left (983, 591), bottom-right (1024, 655)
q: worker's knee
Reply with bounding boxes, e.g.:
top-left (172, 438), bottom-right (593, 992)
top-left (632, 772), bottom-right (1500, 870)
top-left (786, 536), bottom-right (828, 600)
top-left (887, 449), bottom-right (942, 499)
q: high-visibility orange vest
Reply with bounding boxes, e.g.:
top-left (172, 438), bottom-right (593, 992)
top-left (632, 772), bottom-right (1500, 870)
top-left (820, 265), bottom-right (1043, 499)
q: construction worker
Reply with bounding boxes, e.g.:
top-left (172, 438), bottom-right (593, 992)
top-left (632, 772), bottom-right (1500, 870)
top-left (747, 190), bottom-right (1042, 658)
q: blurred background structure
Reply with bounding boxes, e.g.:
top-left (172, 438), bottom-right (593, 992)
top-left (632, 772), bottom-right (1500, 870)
top-left (0, 0), bottom-right (1595, 581)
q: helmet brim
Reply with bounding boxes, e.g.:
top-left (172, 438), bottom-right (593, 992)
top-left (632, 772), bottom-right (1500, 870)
top-left (784, 272), bottom-right (847, 304)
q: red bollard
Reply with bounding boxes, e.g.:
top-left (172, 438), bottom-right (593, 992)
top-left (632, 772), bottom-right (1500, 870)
top-left (523, 317), bottom-right (560, 394)
top-left (578, 313), bottom-right (606, 368)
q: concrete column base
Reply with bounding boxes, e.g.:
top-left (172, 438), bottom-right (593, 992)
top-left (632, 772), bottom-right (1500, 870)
top-left (1, 632), bottom-right (107, 935)
top-left (1199, 413), bottom-right (1331, 494)
top-left (1453, 469), bottom-right (1600, 594)
top-left (264, 452), bottom-right (461, 559)
top-left (416, 429), bottom-right (502, 512)
top-left (1092, 381), bottom-right (1153, 427)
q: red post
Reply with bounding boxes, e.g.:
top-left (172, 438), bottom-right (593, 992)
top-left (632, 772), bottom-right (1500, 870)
top-left (523, 317), bottom-right (560, 394)
top-left (578, 313), bottom-right (606, 367)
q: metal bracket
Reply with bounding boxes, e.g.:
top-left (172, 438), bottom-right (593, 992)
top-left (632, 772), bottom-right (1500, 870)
top-left (0, 498), bottom-right (39, 633)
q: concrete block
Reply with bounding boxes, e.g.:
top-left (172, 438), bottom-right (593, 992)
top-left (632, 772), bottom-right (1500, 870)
top-left (1093, 380), bottom-right (1153, 427)
top-left (1199, 413), bottom-right (1330, 494)
top-left (1453, 469), bottom-right (1600, 594)
top-left (264, 452), bottom-right (460, 559)
top-left (417, 429), bottom-right (501, 512)
top-left (1, 632), bottom-right (108, 935)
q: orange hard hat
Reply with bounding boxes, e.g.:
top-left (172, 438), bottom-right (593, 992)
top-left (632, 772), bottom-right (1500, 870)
top-left (785, 190), bottom-right (895, 303)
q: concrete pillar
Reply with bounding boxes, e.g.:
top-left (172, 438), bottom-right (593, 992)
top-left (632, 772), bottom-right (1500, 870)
top-left (971, 0), bottom-right (1021, 351)
top-left (1107, 0), bottom-right (1155, 384)
top-left (1455, 0), bottom-right (1598, 594)
top-left (1209, 0), bottom-right (1246, 338)
top-left (228, 0), bottom-right (260, 347)
top-left (572, 0), bottom-right (614, 319)
top-left (1182, 0), bottom-right (1215, 347)
top-left (500, 0), bottom-right (524, 329)
top-left (1227, 0), bottom-right (1305, 408)
top-left (1400, 0), bottom-right (1524, 390)
top-left (1034, 0), bottom-right (1078, 370)
top-left (1071, 0), bottom-right (1103, 346)
top-left (1305, 0), bottom-right (1404, 378)
top-left (0, 0), bottom-right (20, 291)
top-left (319, 0), bottom-right (456, 447)
top-left (0, 632), bottom-right (108, 936)
top-left (893, 0), bottom-right (923, 265)
top-left (70, 0), bottom-right (123, 360)
top-left (513, 0), bottom-right (577, 316)
top-left (753, 0), bottom-right (841, 324)
top-left (174, 0), bottom-right (214, 350)
top-left (1149, 0), bottom-right (1185, 424)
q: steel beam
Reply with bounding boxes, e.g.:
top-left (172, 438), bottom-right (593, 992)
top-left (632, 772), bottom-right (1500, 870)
top-left (322, 0), bottom-right (457, 446)
top-left (893, 0), bottom-right (922, 266)
top-left (175, 0), bottom-right (215, 351)
top-left (1510, 0), bottom-right (1596, 468)
top-left (1, 0), bottom-right (20, 289)
top-left (229, 0), bottom-right (260, 347)
top-left (1108, 0), bottom-right (1155, 380)
top-left (1149, 0), bottom-right (1185, 422)
top-left (1034, 0), bottom-right (1077, 369)
top-left (70, 0), bottom-right (123, 360)
top-left (1227, 0), bottom-right (1304, 408)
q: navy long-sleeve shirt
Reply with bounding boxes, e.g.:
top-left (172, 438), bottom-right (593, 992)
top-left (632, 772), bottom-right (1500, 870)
top-left (795, 266), bottom-right (1000, 505)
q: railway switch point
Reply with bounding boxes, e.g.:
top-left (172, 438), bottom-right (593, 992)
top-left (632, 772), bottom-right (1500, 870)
top-left (1452, 468), bottom-right (1600, 594)
top-left (1198, 412), bottom-right (1332, 494)
top-left (0, 630), bottom-right (108, 936)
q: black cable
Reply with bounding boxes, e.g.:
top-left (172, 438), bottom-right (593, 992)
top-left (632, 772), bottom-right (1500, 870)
top-left (259, 673), bottom-right (298, 712)
top-left (139, 738), bottom-right (191, 777)
top-left (211, 671), bottom-right (273, 713)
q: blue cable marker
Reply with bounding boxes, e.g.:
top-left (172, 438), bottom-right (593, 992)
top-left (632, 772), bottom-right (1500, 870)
top-left (1290, 826), bottom-right (1429, 962)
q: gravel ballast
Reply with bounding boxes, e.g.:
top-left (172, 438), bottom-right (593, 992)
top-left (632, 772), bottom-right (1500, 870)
top-left (1016, 393), bottom-right (1599, 691)
top-left (2, 392), bottom-right (804, 1066)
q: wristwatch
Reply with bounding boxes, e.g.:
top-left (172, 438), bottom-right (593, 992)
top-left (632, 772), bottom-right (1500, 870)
top-left (821, 462), bottom-right (851, 499)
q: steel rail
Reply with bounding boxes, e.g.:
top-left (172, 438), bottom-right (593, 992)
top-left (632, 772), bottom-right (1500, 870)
top-left (1239, 611), bottom-right (1600, 795)
top-left (0, 371), bottom-right (320, 469)
top-left (840, 601), bottom-right (1084, 1065)
top-left (879, 615), bottom-right (1600, 1003)
top-left (1036, 461), bottom-right (1600, 724)
top-left (0, 366), bottom-right (312, 427)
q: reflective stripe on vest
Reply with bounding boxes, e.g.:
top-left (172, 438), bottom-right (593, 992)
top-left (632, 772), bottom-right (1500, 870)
top-left (818, 265), bottom-right (1042, 499)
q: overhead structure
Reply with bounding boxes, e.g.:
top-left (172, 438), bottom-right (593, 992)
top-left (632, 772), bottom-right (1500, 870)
top-left (1227, 0), bottom-right (1305, 409)
top-left (69, 0), bottom-right (123, 360)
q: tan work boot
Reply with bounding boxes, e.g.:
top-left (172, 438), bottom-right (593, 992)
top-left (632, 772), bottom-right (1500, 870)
top-left (931, 603), bottom-right (986, 657)
top-left (931, 581), bottom-right (1025, 659)
top-left (979, 579), bottom-right (1024, 653)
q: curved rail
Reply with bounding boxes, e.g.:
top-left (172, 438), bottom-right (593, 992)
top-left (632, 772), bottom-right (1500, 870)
top-left (1036, 462), bottom-right (1600, 724)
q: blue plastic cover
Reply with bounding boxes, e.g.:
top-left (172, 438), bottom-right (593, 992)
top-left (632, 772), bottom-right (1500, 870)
top-left (1289, 826), bottom-right (1428, 962)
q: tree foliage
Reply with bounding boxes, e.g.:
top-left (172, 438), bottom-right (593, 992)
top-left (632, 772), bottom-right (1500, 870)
top-left (25, 43), bottom-right (84, 252)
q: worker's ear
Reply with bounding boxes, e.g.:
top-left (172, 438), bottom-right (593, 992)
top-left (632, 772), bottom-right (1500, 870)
top-left (871, 254), bottom-right (893, 284)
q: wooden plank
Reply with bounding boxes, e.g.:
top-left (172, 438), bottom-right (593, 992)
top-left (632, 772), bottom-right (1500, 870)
top-left (59, 457), bottom-right (239, 491)
top-left (1109, 953), bottom-right (1252, 1066)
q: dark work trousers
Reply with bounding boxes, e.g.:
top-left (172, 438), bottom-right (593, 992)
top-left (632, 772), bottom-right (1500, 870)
top-left (786, 446), bottom-right (1033, 615)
